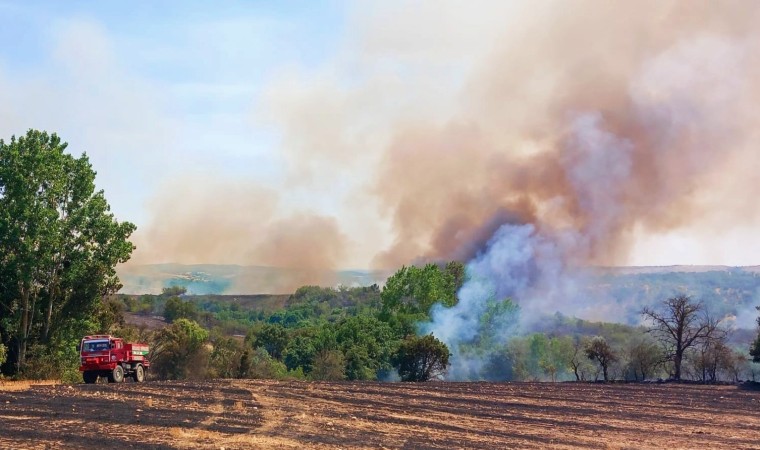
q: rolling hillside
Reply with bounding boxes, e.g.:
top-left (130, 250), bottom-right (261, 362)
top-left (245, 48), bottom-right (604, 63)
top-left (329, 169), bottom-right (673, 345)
top-left (116, 264), bottom-right (760, 327)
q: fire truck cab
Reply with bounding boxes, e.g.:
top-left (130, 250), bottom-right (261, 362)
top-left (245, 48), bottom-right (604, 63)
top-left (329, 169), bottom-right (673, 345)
top-left (78, 335), bottom-right (150, 384)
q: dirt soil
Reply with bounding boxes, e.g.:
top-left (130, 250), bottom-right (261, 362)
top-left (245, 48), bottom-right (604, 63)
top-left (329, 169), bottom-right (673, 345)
top-left (1, 380), bottom-right (759, 449)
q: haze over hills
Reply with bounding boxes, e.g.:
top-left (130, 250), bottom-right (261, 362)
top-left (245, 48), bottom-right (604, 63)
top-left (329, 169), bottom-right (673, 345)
top-left (117, 264), bottom-right (760, 329)
top-left (116, 263), bottom-right (390, 296)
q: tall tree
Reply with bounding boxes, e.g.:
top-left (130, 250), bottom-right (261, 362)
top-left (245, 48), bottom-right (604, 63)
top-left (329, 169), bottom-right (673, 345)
top-left (642, 295), bottom-right (723, 380)
top-left (0, 130), bottom-right (135, 375)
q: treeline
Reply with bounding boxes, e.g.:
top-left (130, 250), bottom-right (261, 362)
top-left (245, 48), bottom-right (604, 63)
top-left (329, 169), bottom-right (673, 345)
top-left (119, 263), bottom-right (463, 382)
top-left (2, 130), bottom-right (760, 384)
top-left (5, 249), bottom-right (760, 383)
top-left (110, 269), bottom-right (760, 384)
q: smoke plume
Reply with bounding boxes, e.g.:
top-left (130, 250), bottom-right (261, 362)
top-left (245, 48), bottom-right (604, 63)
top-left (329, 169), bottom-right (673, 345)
top-left (131, 0), bottom-right (760, 305)
top-left (130, 177), bottom-right (348, 292)
top-left (364, 0), bottom-right (760, 378)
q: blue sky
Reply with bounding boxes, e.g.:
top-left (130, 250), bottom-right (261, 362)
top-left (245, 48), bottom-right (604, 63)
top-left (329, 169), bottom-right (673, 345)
top-left (0, 0), bottom-right (346, 222)
top-left (1, 1), bottom-right (758, 268)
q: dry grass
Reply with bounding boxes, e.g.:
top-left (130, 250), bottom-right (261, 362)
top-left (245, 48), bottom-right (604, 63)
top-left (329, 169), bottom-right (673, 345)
top-left (0, 379), bottom-right (59, 391)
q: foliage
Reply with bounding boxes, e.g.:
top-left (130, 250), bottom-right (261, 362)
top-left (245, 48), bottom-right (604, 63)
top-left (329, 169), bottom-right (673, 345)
top-left (162, 286), bottom-right (188, 297)
top-left (393, 334), bottom-right (450, 382)
top-left (20, 342), bottom-right (81, 383)
top-left (444, 261), bottom-right (466, 293)
top-left (538, 336), bottom-right (574, 382)
top-left (625, 336), bottom-right (663, 381)
top-left (150, 319), bottom-right (209, 380)
top-left (567, 336), bottom-right (596, 381)
top-left (476, 297), bottom-right (520, 347)
top-left (381, 263), bottom-right (460, 317)
top-left (163, 296), bottom-right (198, 323)
top-left (334, 315), bottom-right (396, 380)
top-left (239, 347), bottom-right (289, 379)
top-left (208, 335), bottom-right (244, 379)
top-left (585, 336), bottom-right (618, 381)
top-left (246, 323), bottom-right (290, 360)
top-left (491, 333), bottom-right (575, 382)
top-left (310, 349), bottom-right (346, 381)
top-left (93, 297), bottom-right (126, 334)
top-left (750, 307), bottom-right (760, 363)
top-left (0, 130), bottom-right (135, 376)
top-left (687, 340), bottom-right (737, 383)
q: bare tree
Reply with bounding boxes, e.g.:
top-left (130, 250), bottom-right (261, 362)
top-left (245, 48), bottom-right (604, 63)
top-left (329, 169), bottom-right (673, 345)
top-left (568, 336), bottom-right (594, 381)
top-left (642, 295), bottom-right (724, 380)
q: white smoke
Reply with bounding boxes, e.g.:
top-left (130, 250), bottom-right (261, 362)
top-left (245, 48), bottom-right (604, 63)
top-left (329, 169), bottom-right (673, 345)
top-left (422, 223), bottom-right (571, 379)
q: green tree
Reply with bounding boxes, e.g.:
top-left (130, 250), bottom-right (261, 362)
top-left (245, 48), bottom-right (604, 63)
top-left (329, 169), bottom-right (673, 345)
top-left (208, 335), bottom-right (244, 379)
top-left (247, 323), bottom-right (289, 360)
top-left (93, 297), bottom-right (126, 334)
top-left (334, 316), bottom-right (396, 380)
top-left (239, 347), bottom-right (288, 379)
top-left (393, 334), bottom-right (450, 382)
top-left (310, 349), bottom-right (346, 381)
top-left (163, 296), bottom-right (198, 323)
top-left (283, 333), bottom-right (317, 374)
top-left (150, 318), bottom-right (209, 380)
top-left (381, 263), bottom-right (459, 317)
top-left (567, 336), bottom-right (595, 381)
top-left (0, 130), bottom-right (135, 375)
top-left (585, 336), bottom-right (617, 381)
top-left (162, 286), bottom-right (187, 297)
top-left (626, 336), bottom-right (663, 380)
top-left (750, 307), bottom-right (760, 363)
top-left (444, 261), bottom-right (466, 293)
top-left (539, 336), bottom-right (573, 382)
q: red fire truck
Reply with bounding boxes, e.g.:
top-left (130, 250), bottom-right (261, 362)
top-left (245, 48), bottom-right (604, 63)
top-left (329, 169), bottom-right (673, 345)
top-left (78, 335), bottom-right (150, 384)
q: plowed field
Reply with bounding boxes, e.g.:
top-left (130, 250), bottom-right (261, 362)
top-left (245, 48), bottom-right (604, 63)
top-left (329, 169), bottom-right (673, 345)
top-left (2, 380), bottom-right (759, 449)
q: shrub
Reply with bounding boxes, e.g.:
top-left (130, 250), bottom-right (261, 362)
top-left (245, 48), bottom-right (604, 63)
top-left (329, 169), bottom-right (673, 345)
top-left (239, 347), bottom-right (288, 379)
top-left (150, 319), bottom-right (210, 380)
top-left (393, 334), bottom-right (450, 382)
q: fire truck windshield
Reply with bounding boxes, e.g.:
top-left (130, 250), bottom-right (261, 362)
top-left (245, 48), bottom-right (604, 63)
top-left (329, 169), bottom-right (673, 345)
top-left (82, 340), bottom-right (110, 352)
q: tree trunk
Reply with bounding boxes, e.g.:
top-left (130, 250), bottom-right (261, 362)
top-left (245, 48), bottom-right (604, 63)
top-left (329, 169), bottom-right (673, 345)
top-left (16, 287), bottom-right (30, 373)
top-left (43, 296), bottom-right (53, 340)
top-left (673, 350), bottom-right (683, 380)
top-left (44, 262), bottom-right (63, 341)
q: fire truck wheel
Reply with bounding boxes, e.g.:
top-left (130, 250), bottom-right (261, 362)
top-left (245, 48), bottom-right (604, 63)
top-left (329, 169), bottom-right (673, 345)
top-left (83, 371), bottom-right (98, 384)
top-left (109, 365), bottom-right (125, 383)
top-left (134, 364), bottom-right (145, 383)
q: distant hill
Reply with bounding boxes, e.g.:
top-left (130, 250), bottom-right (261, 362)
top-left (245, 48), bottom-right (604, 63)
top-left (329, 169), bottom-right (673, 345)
top-left (592, 265), bottom-right (751, 274)
top-left (581, 266), bottom-right (760, 328)
top-left (116, 264), bottom-right (760, 328)
top-left (116, 263), bottom-right (389, 296)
